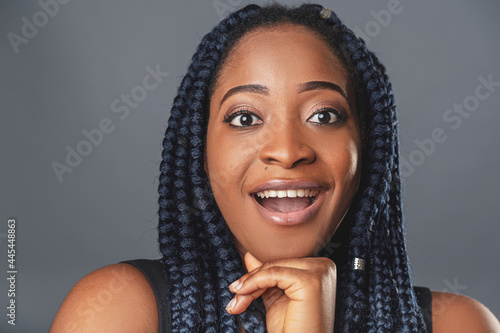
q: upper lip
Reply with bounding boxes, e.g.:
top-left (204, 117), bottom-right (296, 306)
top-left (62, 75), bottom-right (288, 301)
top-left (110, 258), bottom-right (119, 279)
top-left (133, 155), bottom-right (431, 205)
top-left (249, 179), bottom-right (327, 194)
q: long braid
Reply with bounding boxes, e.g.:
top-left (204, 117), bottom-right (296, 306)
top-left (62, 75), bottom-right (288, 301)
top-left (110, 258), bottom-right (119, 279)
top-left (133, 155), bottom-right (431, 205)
top-left (158, 3), bottom-right (426, 332)
top-left (321, 11), bottom-right (385, 331)
top-left (194, 7), bottom-right (267, 332)
top-left (298, 4), bottom-right (426, 332)
top-left (362, 57), bottom-right (396, 332)
top-left (322, 7), bottom-right (426, 331)
top-left (372, 52), bottom-right (426, 331)
top-left (158, 5), bottom-right (267, 332)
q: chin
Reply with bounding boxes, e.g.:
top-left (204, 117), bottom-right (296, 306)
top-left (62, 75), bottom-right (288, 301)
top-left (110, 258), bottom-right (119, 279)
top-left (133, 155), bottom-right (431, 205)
top-left (246, 232), bottom-right (321, 262)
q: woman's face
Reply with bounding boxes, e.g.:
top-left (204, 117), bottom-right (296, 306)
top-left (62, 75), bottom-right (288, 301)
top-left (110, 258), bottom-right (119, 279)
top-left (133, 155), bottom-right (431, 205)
top-left (205, 24), bottom-right (362, 263)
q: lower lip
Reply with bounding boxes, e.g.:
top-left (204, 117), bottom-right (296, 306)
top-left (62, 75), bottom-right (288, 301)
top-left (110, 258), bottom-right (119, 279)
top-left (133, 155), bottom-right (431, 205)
top-left (251, 192), bottom-right (325, 226)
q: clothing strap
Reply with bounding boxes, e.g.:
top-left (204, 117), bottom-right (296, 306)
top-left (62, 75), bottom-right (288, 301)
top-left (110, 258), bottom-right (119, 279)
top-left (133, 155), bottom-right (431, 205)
top-left (120, 259), bottom-right (172, 333)
top-left (414, 286), bottom-right (433, 333)
top-left (122, 259), bottom-right (433, 332)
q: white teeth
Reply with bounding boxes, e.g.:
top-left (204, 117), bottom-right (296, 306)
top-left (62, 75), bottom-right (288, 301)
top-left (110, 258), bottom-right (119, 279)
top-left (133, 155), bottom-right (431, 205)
top-left (255, 189), bottom-right (319, 199)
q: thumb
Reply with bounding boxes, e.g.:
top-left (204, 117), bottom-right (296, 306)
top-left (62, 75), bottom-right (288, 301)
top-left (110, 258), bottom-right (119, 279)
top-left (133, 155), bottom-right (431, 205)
top-left (244, 251), bottom-right (263, 272)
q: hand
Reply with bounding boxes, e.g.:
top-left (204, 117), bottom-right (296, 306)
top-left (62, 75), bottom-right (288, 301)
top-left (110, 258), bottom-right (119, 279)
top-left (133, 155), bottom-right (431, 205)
top-left (226, 252), bottom-right (337, 333)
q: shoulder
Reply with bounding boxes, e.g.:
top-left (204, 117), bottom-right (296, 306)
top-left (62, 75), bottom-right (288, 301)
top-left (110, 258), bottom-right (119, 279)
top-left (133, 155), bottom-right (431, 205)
top-left (431, 290), bottom-right (500, 333)
top-left (50, 263), bottom-right (158, 333)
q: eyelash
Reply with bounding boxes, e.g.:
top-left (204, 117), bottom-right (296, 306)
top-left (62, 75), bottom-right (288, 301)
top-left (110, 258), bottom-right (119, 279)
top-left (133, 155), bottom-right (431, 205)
top-left (222, 107), bottom-right (346, 128)
top-left (306, 108), bottom-right (346, 125)
top-left (223, 109), bottom-right (263, 128)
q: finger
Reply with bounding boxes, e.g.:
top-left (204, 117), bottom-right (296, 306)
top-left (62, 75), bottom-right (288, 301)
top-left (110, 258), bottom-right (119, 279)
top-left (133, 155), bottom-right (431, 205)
top-left (238, 256), bottom-right (330, 284)
top-left (247, 255), bottom-right (334, 274)
top-left (226, 287), bottom-right (285, 314)
top-left (244, 251), bottom-right (263, 273)
top-left (261, 286), bottom-right (285, 309)
top-left (232, 266), bottom-right (306, 298)
top-left (226, 291), bottom-right (265, 315)
top-left (229, 257), bottom-right (335, 294)
top-left (227, 252), bottom-right (264, 293)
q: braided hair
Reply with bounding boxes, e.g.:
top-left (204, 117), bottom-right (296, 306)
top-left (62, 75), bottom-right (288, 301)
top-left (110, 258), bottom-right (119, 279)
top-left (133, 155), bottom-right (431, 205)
top-left (158, 3), bottom-right (426, 332)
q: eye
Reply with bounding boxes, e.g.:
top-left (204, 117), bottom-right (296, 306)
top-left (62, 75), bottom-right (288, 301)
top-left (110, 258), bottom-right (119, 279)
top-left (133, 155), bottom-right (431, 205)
top-left (306, 108), bottom-right (344, 125)
top-left (224, 110), bottom-right (263, 127)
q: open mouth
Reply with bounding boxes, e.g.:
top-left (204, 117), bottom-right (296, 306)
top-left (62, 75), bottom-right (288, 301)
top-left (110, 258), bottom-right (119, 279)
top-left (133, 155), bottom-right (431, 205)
top-left (254, 189), bottom-right (319, 213)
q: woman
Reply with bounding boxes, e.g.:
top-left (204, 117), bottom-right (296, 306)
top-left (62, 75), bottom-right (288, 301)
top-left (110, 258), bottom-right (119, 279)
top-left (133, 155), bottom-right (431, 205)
top-left (51, 3), bottom-right (500, 332)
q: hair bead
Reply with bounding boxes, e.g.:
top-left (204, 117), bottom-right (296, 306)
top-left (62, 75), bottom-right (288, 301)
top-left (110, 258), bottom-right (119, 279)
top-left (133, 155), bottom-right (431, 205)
top-left (319, 7), bottom-right (333, 19)
top-left (353, 257), bottom-right (366, 270)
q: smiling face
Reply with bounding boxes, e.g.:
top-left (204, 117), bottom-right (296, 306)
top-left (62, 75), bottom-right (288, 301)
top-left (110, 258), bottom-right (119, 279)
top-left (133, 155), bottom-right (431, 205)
top-left (205, 24), bottom-right (362, 263)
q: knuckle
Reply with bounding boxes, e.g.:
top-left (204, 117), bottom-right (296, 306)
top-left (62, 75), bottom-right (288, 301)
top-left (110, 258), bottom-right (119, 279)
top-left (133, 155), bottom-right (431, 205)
top-left (267, 265), bottom-right (285, 279)
top-left (318, 257), bottom-right (337, 271)
top-left (306, 258), bottom-right (336, 282)
top-left (260, 261), bottom-right (273, 270)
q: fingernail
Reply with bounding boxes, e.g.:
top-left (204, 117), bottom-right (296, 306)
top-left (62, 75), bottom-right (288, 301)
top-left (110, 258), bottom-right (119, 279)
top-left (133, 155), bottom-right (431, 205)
top-left (229, 280), bottom-right (239, 290)
top-left (233, 281), bottom-right (243, 292)
top-left (226, 297), bottom-right (237, 312)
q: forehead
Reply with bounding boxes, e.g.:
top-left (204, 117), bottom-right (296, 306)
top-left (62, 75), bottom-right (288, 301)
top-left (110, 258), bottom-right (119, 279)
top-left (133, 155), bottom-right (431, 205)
top-left (213, 23), bottom-right (349, 95)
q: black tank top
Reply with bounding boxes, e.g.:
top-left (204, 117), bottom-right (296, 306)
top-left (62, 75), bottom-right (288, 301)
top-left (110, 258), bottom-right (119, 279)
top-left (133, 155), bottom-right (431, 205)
top-left (121, 259), bottom-right (433, 332)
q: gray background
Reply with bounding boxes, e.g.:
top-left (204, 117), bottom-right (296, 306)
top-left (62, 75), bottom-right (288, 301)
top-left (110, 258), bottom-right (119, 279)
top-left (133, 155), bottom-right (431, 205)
top-left (1, 0), bottom-right (499, 331)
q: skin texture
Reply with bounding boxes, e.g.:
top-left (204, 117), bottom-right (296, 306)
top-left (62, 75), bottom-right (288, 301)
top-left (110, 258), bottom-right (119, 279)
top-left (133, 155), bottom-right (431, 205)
top-left (50, 263), bottom-right (159, 333)
top-left (228, 252), bottom-right (336, 332)
top-left (204, 24), bottom-right (361, 331)
top-left (50, 23), bottom-right (500, 333)
top-left (49, 264), bottom-right (500, 333)
top-left (205, 24), bottom-right (362, 264)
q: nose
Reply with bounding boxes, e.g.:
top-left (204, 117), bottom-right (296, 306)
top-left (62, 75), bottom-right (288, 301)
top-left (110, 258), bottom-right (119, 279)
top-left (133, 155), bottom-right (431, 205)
top-left (258, 123), bottom-right (316, 169)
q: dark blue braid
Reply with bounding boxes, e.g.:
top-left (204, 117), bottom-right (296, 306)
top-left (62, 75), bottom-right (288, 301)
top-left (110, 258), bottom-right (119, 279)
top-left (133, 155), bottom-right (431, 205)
top-left (314, 5), bottom-right (426, 332)
top-left (159, 5), bottom-right (267, 332)
top-left (158, 3), bottom-right (425, 332)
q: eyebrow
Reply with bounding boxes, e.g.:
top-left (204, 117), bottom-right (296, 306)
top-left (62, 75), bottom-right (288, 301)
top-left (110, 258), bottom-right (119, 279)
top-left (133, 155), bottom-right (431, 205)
top-left (219, 84), bottom-right (269, 108)
top-left (298, 81), bottom-right (348, 101)
top-left (218, 80), bottom-right (348, 108)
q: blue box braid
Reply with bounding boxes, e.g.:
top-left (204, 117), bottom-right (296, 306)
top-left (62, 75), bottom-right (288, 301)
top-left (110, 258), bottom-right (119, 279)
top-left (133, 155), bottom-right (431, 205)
top-left (318, 6), bottom-right (426, 332)
top-left (158, 3), bottom-right (426, 332)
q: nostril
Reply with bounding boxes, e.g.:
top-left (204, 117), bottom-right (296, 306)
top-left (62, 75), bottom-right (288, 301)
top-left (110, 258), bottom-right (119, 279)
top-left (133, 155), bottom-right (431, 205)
top-left (291, 157), bottom-right (315, 168)
top-left (258, 136), bottom-right (316, 169)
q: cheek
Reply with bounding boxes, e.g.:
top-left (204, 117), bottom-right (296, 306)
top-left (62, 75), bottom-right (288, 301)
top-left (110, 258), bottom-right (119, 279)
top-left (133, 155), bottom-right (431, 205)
top-left (346, 139), bottom-right (361, 184)
top-left (205, 130), bottom-right (255, 203)
top-left (323, 133), bottom-right (361, 183)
